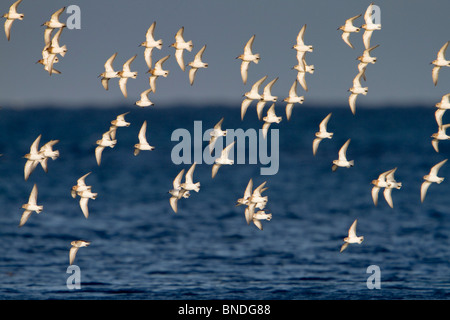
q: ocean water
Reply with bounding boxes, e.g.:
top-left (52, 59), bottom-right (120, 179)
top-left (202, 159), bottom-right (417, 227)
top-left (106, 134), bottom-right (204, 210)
top-left (0, 104), bottom-right (449, 300)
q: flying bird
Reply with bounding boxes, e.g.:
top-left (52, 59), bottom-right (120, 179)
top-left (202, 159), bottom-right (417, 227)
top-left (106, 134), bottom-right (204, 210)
top-left (348, 71), bottom-right (368, 115)
top-left (312, 113), bottom-right (333, 156)
top-left (180, 162), bottom-right (200, 193)
top-left (19, 184), bottom-right (43, 227)
top-left (71, 172), bottom-right (92, 199)
top-left (117, 55), bottom-right (138, 98)
top-left (95, 129), bottom-right (117, 166)
top-left (421, 159), bottom-right (448, 203)
top-left (340, 219), bottom-right (364, 252)
top-left (241, 75), bottom-right (267, 120)
top-left (42, 7), bottom-right (66, 29)
top-left (134, 120), bottom-right (155, 156)
top-left (140, 21), bottom-right (163, 69)
top-left (148, 55), bottom-right (170, 92)
top-left (170, 26), bottom-right (193, 71)
top-left (338, 14), bottom-right (362, 49)
top-left (237, 34), bottom-right (260, 84)
top-left (209, 117), bottom-right (227, 153)
top-left (69, 240), bottom-right (90, 265)
top-left (187, 45), bottom-right (208, 85)
top-left (169, 169), bottom-right (190, 213)
top-left (135, 88), bottom-right (154, 107)
top-left (212, 141), bottom-right (235, 178)
top-left (292, 58), bottom-right (314, 91)
top-left (332, 139), bottom-right (354, 171)
top-left (382, 168), bottom-right (402, 208)
top-left (432, 41), bottom-right (450, 86)
top-left (2, 0), bottom-right (24, 41)
top-left (283, 80), bottom-right (305, 121)
top-left (293, 25), bottom-right (313, 64)
top-left (77, 189), bottom-right (97, 219)
top-left (361, 2), bottom-right (381, 49)
top-left (24, 135), bottom-right (45, 181)
top-left (99, 52), bottom-right (119, 91)
top-left (262, 104), bottom-right (282, 139)
top-left (256, 77), bottom-right (278, 120)
top-left (435, 93), bottom-right (450, 110)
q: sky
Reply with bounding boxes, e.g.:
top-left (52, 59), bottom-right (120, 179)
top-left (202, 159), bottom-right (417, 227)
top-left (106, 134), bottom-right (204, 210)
top-left (1, 0), bottom-right (450, 109)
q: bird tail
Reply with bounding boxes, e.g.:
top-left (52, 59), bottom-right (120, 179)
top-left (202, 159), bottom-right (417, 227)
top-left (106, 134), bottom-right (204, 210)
top-left (60, 45), bottom-right (67, 57)
top-left (254, 53), bottom-right (260, 64)
top-left (51, 151), bottom-right (60, 160)
top-left (349, 160), bottom-right (355, 167)
top-left (194, 182), bottom-right (201, 192)
top-left (157, 41), bottom-right (163, 50)
top-left (186, 40), bottom-right (193, 51)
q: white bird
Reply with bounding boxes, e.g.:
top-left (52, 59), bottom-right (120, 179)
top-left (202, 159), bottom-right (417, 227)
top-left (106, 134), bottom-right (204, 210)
top-left (111, 112), bottom-right (130, 128)
top-left (283, 80), bottom-right (304, 121)
top-left (38, 139), bottom-right (59, 172)
top-left (37, 45), bottom-right (60, 75)
top-left (24, 134), bottom-right (45, 181)
top-left (338, 14), bottom-right (362, 49)
top-left (99, 52), bottom-right (119, 91)
top-left (251, 210), bottom-right (272, 231)
top-left (19, 184), bottom-right (43, 227)
top-left (262, 104), bottom-right (282, 139)
top-left (212, 141), bottom-right (235, 178)
top-left (371, 168), bottom-right (393, 206)
top-left (241, 75), bottom-right (267, 120)
top-left (95, 129), bottom-right (117, 166)
top-left (169, 169), bottom-right (190, 213)
top-left (180, 162), bottom-right (200, 192)
top-left (293, 25), bottom-right (313, 64)
top-left (356, 44), bottom-right (379, 71)
top-left (42, 7), bottom-right (66, 29)
top-left (256, 77), bottom-right (278, 120)
top-left (69, 240), bottom-right (90, 265)
top-left (348, 71), bottom-right (368, 115)
top-left (47, 27), bottom-right (67, 57)
top-left (77, 189), bottom-right (97, 219)
top-left (209, 117), bottom-right (227, 153)
top-left (435, 93), bottom-right (450, 110)
top-left (71, 172), bottom-right (92, 199)
top-left (292, 58), bottom-right (314, 92)
top-left (170, 26), bottom-right (193, 71)
top-left (117, 55), bottom-right (138, 98)
top-left (340, 219), bottom-right (364, 252)
top-left (187, 45), bottom-right (208, 85)
top-left (421, 159), bottom-right (448, 203)
top-left (135, 88), bottom-right (154, 107)
top-left (237, 35), bottom-right (260, 84)
top-left (134, 120), bottom-right (155, 156)
top-left (361, 2), bottom-right (381, 49)
top-left (247, 181), bottom-right (268, 224)
top-left (2, 0), bottom-right (24, 41)
top-left (431, 124), bottom-right (450, 153)
top-left (148, 55), bottom-right (170, 92)
top-left (236, 178), bottom-right (253, 207)
top-left (312, 113), bottom-right (333, 156)
top-left (432, 41), bottom-right (450, 86)
top-left (332, 139), bottom-right (354, 171)
top-left (139, 21), bottom-right (163, 69)
top-left (382, 168), bottom-right (402, 208)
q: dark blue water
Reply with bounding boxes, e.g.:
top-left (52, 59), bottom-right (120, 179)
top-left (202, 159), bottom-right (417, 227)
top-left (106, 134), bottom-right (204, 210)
top-left (0, 104), bottom-right (449, 300)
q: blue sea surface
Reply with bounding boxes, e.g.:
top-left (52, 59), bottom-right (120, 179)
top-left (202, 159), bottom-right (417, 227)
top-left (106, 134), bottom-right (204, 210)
top-left (0, 104), bottom-right (449, 300)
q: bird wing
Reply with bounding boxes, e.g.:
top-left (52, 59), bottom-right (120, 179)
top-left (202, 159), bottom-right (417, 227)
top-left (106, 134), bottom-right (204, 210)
top-left (79, 197), bottom-right (90, 219)
top-left (194, 45), bottom-right (206, 62)
top-left (241, 98), bottom-right (253, 120)
top-left (288, 80), bottom-right (298, 98)
top-left (77, 172), bottom-right (91, 187)
top-left (296, 25), bottom-right (306, 45)
top-left (50, 7), bottom-right (66, 23)
top-left (285, 103), bottom-right (294, 121)
top-left (188, 67), bottom-right (198, 85)
top-left (104, 52), bottom-right (117, 73)
top-left (296, 71), bottom-right (308, 92)
top-left (431, 139), bottom-right (439, 153)
top-left (185, 162), bottom-right (197, 184)
top-left (420, 181), bottom-right (432, 203)
top-left (319, 113), bottom-right (332, 132)
top-left (144, 47), bottom-right (154, 69)
top-left (340, 242), bottom-right (349, 253)
top-left (430, 159), bottom-right (448, 176)
top-left (28, 184), bottom-right (38, 206)
top-left (348, 219), bottom-right (358, 238)
top-left (437, 41), bottom-right (449, 60)
top-left (169, 196), bottom-right (178, 213)
top-left (211, 163), bottom-right (221, 178)
top-left (263, 77), bottom-right (278, 96)
top-left (30, 134), bottom-right (42, 154)
top-left (24, 160), bottom-right (38, 181)
top-left (175, 49), bottom-right (185, 71)
top-left (432, 66), bottom-right (441, 86)
top-left (243, 178), bottom-right (253, 199)
top-left (145, 21), bottom-right (156, 42)
top-left (312, 138), bottom-right (322, 156)
top-left (95, 146), bottom-right (104, 166)
top-left (69, 246), bottom-right (79, 265)
top-left (214, 117), bottom-right (224, 130)
top-left (138, 121), bottom-right (148, 144)
top-left (123, 54), bottom-right (137, 72)
top-left (118, 78), bottom-right (128, 98)
top-left (173, 169), bottom-right (185, 189)
top-left (9, 0), bottom-right (23, 14)
top-left (4, 19), bottom-right (14, 41)
top-left (348, 93), bottom-right (358, 115)
top-left (371, 186), bottom-right (380, 206)
top-left (244, 35), bottom-right (255, 55)
top-left (338, 139), bottom-right (351, 161)
top-left (175, 26), bottom-right (185, 42)
top-left (240, 61), bottom-right (250, 85)
top-left (250, 75), bottom-right (268, 94)
top-left (256, 100), bottom-right (266, 120)
top-left (383, 187), bottom-right (394, 208)
top-left (341, 32), bottom-right (354, 49)
top-left (252, 218), bottom-right (263, 230)
top-left (155, 55), bottom-right (170, 70)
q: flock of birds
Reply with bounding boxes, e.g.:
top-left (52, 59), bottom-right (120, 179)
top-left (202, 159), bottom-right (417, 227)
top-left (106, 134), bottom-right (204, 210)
top-left (3, 0), bottom-right (450, 266)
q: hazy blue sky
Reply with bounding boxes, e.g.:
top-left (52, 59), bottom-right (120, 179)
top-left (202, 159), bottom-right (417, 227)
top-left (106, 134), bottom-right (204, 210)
top-left (1, 0), bottom-right (450, 108)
